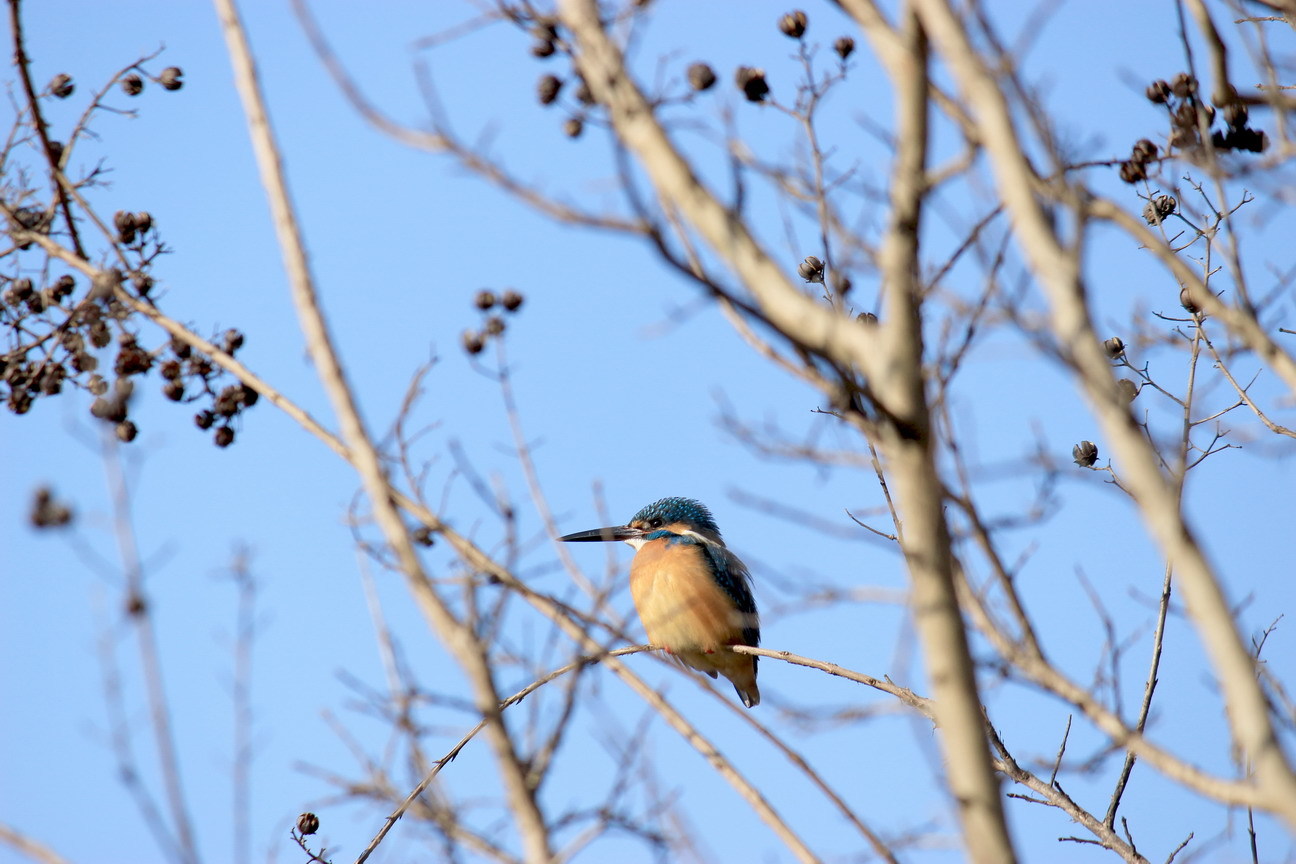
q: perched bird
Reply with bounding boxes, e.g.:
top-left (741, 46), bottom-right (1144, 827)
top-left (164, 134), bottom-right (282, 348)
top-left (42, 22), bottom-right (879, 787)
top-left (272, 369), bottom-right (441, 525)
top-left (561, 497), bottom-right (761, 707)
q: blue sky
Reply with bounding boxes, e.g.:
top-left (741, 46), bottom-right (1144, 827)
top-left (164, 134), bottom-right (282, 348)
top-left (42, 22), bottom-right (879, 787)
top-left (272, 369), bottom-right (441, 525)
top-left (4, 2), bottom-right (1295, 863)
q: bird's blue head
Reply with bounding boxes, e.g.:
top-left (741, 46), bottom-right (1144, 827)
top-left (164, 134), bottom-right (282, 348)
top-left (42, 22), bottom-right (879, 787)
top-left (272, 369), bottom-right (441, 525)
top-left (628, 497), bottom-right (720, 536)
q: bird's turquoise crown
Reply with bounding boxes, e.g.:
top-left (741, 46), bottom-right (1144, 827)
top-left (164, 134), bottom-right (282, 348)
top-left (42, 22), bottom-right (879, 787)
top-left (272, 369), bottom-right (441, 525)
top-left (630, 497), bottom-right (720, 535)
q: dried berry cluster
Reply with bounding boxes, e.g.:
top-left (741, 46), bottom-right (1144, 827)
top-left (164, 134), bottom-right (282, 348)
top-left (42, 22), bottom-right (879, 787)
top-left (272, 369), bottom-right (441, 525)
top-left (4, 60), bottom-right (256, 448)
top-left (1118, 138), bottom-right (1161, 184)
top-left (1124, 71), bottom-right (1264, 183)
top-left (461, 289), bottom-right (525, 355)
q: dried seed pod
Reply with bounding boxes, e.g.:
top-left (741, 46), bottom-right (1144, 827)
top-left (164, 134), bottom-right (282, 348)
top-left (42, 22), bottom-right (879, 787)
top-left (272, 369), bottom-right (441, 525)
top-left (215, 386), bottom-right (242, 417)
top-left (297, 813), bottom-right (320, 836)
top-left (10, 278), bottom-right (34, 301)
top-left (797, 255), bottom-right (825, 283)
top-left (412, 526), bottom-right (435, 546)
top-left (537, 74), bottom-right (563, 105)
top-left (1133, 139), bottom-right (1158, 162)
top-left (1118, 160), bottom-right (1147, 184)
top-left (1102, 336), bottom-right (1126, 359)
top-left (1179, 287), bottom-right (1200, 314)
top-left (1116, 379), bottom-right (1139, 403)
top-left (116, 420), bottom-right (138, 443)
top-left (195, 409), bottom-right (216, 430)
top-left (778, 10), bottom-right (808, 39)
top-left (1170, 72), bottom-right (1196, 98)
top-left (122, 73), bottom-right (144, 96)
top-left (1072, 440), bottom-right (1098, 467)
top-left (30, 487), bottom-right (73, 528)
top-left (1142, 194), bottom-right (1177, 225)
top-left (474, 289), bottom-right (497, 310)
top-left (857, 311), bottom-right (879, 326)
top-left (563, 117), bottom-right (583, 138)
top-left (834, 36), bottom-right (855, 60)
top-left (1145, 79), bottom-right (1171, 103)
top-left (687, 62), bottom-right (717, 92)
top-left (501, 289), bottom-right (524, 311)
top-left (214, 426), bottom-right (236, 448)
top-left (222, 328), bottom-right (245, 354)
top-left (163, 380), bottom-right (185, 402)
top-left (52, 275), bottom-right (76, 300)
top-left (114, 210), bottom-right (137, 244)
top-left (1172, 102), bottom-right (1198, 130)
top-left (484, 315), bottom-right (506, 336)
top-left (159, 67), bottom-right (184, 91)
top-left (50, 73), bottom-right (74, 99)
top-left (735, 66), bottom-right (769, 102)
top-left (239, 384), bottom-right (259, 407)
top-left (531, 39), bottom-right (557, 58)
top-left (461, 330), bottom-right (485, 355)
top-left (1224, 101), bottom-right (1248, 129)
top-left (134, 211), bottom-right (153, 233)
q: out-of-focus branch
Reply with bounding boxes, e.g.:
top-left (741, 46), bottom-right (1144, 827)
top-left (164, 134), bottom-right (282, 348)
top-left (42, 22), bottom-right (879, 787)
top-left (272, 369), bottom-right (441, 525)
top-left (913, 0), bottom-right (1296, 825)
top-left (868, 8), bottom-right (1015, 862)
top-left (209, 2), bottom-right (553, 861)
top-left (0, 824), bottom-right (71, 864)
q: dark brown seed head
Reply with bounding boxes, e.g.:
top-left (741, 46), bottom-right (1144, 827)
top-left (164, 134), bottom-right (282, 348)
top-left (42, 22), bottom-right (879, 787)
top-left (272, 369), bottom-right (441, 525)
top-left (116, 420), bottom-right (138, 443)
top-left (50, 73), bottom-right (74, 99)
top-left (1072, 440), bottom-right (1098, 467)
top-left (222, 329), bottom-right (244, 354)
top-left (834, 36), bottom-right (855, 60)
top-left (563, 117), bottom-right (583, 138)
top-left (1145, 80), bottom-right (1171, 103)
top-left (797, 255), bottom-right (825, 283)
top-left (735, 67), bottom-right (770, 103)
top-left (122, 74), bottom-right (144, 96)
top-left (159, 67), bottom-right (184, 91)
top-left (537, 74), bottom-right (563, 105)
top-left (687, 62), bottom-right (717, 92)
top-left (778, 10), bottom-right (808, 38)
top-left (1102, 336), bottom-right (1126, 358)
top-left (214, 426), bottom-right (236, 448)
top-left (501, 290), bottom-right (524, 311)
top-left (474, 289), bottom-right (497, 310)
top-left (461, 330), bottom-right (485, 355)
top-left (1171, 72), bottom-right (1196, 98)
top-left (297, 813), bottom-right (320, 836)
top-left (1118, 161), bottom-right (1147, 184)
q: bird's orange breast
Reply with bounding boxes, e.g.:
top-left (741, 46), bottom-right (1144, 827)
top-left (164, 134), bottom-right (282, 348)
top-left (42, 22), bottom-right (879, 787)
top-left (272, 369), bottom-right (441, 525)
top-left (629, 538), bottom-right (747, 652)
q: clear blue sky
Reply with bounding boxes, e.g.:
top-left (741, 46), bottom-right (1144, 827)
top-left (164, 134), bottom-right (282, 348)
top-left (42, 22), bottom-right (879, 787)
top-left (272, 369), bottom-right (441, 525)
top-left (3, 2), bottom-right (1294, 862)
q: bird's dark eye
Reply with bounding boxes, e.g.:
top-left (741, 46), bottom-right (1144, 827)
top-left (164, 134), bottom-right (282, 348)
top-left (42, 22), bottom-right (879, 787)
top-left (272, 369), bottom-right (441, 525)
top-left (649, 517), bottom-right (664, 528)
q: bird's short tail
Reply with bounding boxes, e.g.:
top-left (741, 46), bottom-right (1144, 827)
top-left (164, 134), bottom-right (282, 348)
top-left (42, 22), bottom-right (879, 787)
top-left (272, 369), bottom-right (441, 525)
top-left (723, 656), bottom-right (760, 708)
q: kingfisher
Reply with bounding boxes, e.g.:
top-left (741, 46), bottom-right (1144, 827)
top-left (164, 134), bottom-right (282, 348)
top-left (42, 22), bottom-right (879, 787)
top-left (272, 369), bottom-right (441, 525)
top-left (560, 497), bottom-right (761, 708)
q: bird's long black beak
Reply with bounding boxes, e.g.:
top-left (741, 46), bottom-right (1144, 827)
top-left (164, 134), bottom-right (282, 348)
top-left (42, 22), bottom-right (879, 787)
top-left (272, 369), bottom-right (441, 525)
top-left (559, 525), bottom-right (643, 543)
